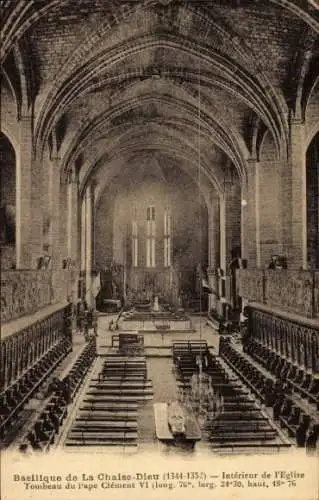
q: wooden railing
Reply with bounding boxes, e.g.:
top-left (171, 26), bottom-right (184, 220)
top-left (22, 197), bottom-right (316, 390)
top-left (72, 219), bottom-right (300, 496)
top-left (245, 303), bottom-right (319, 373)
top-left (0, 303), bottom-right (72, 392)
top-left (237, 269), bottom-right (319, 318)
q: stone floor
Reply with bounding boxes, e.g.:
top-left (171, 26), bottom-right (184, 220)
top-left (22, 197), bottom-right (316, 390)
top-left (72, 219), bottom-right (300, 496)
top-left (58, 317), bottom-right (292, 456)
top-left (97, 314), bottom-right (219, 356)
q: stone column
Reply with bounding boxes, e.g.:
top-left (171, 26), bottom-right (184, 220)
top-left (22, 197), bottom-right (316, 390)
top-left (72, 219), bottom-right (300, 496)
top-left (30, 156), bottom-right (44, 268)
top-left (241, 159), bottom-right (260, 268)
top-left (85, 184), bottom-right (93, 306)
top-left (67, 167), bottom-right (79, 266)
top-left (48, 153), bottom-right (62, 268)
top-left (290, 118), bottom-right (307, 269)
top-left (81, 195), bottom-right (86, 272)
top-left (219, 193), bottom-right (227, 272)
top-left (16, 116), bottom-right (32, 268)
top-left (59, 181), bottom-right (68, 268)
top-left (207, 196), bottom-right (219, 311)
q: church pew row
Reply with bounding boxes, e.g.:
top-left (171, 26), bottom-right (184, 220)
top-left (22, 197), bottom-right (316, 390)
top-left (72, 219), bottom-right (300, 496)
top-left (72, 421), bottom-right (138, 430)
top-left (76, 412), bottom-right (138, 421)
top-left (172, 343), bottom-right (288, 449)
top-left (0, 338), bottom-right (72, 443)
top-left (86, 387), bottom-right (153, 396)
top-left (18, 338), bottom-right (96, 454)
top-left (65, 434), bottom-right (138, 446)
top-left (83, 394), bottom-right (153, 403)
top-left (65, 355), bottom-right (152, 448)
top-left (210, 431), bottom-right (277, 443)
top-left (80, 402), bottom-right (138, 411)
top-left (89, 381), bottom-right (153, 389)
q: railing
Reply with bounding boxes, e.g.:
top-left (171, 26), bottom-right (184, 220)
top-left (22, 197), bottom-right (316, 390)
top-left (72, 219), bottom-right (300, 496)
top-left (245, 303), bottom-right (319, 373)
top-left (0, 303), bottom-right (72, 392)
top-left (1, 269), bottom-right (78, 324)
top-left (237, 269), bottom-right (319, 318)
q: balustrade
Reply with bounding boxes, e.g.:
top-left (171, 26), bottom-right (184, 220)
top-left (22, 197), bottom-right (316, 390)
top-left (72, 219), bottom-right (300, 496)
top-left (0, 305), bottom-right (71, 392)
top-left (246, 304), bottom-right (319, 374)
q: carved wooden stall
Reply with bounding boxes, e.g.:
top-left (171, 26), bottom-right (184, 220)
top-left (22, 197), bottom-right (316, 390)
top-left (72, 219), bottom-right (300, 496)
top-left (1, 304), bottom-right (72, 391)
top-left (244, 303), bottom-right (319, 374)
top-left (0, 304), bottom-right (73, 441)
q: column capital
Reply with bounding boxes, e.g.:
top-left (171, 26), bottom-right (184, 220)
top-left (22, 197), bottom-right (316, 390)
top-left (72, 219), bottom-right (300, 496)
top-left (246, 157), bottom-right (258, 165)
top-left (290, 117), bottom-right (305, 127)
top-left (19, 114), bottom-right (32, 123)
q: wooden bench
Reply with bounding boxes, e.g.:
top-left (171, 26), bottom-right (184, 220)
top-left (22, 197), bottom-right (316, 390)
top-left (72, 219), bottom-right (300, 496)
top-left (210, 431), bottom-right (277, 442)
top-left (214, 413), bottom-right (267, 421)
top-left (73, 421), bottom-right (138, 430)
top-left (207, 422), bottom-right (273, 432)
top-left (83, 395), bottom-right (147, 403)
top-left (80, 402), bottom-right (138, 411)
top-left (77, 413), bottom-right (137, 421)
top-left (68, 431), bottom-right (138, 440)
top-left (90, 381), bottom-right (151, 389)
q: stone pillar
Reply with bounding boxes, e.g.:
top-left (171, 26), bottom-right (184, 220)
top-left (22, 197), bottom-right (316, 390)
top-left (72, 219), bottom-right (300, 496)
top-left (219, 193), bottom-right (226, 273)
top-left (48, 155), bottom-right (61, 268)
top-left (67, 167), bottom-right (79, 265)
top-left (81, 195), bottom-right (86, 272)
top-left (241, 159), bottom-right (260, 268)
top-left (30, 156), bottom-right (44, 268)
top-left (85, 184), bottom-right (93, 306)
top-left (16, 116), bottom-right (32, 268)
top-left (290, 118), bottom-right (307, 269)
top-left (59, 182), bottom-right (68, 268)
top-left (207, 197), bottom-right (219, 311)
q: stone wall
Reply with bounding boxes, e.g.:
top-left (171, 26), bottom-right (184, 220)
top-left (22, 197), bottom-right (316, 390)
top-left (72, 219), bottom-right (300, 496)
top-left (315, 272), bottom-right (319, 318)
top-left (1, 271), bottom-right (53, 324)
top-left (0, 246), bottom-right (15, 270)
top-left (1, 269), bottom-right (79, 324)
top-left (237, 269), bottom-right (318, 319)
top-left (236, 269), bottom-right (264, 304)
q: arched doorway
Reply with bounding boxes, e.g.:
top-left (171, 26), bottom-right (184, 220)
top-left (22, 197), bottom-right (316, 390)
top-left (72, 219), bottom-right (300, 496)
top-left (306, 132), bottom-right (319, 269)
top-left (0, 132), bottom-right (16, 269)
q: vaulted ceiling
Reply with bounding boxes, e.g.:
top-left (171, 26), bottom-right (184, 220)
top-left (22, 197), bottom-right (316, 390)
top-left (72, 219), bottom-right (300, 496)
top-left (1, 0), bottom-right (318, 196)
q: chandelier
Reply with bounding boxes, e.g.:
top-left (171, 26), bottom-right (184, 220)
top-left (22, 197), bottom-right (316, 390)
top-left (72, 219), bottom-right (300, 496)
top-left (178, 356), bottom-right (224, 427)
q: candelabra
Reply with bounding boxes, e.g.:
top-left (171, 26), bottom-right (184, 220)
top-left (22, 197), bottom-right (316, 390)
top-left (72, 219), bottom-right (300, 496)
top-left (179, 360), bottom-right (224, 427)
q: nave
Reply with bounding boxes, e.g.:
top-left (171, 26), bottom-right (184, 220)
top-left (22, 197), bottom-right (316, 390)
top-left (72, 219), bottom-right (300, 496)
top-left (2, 309), bottom-right (318, 457)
